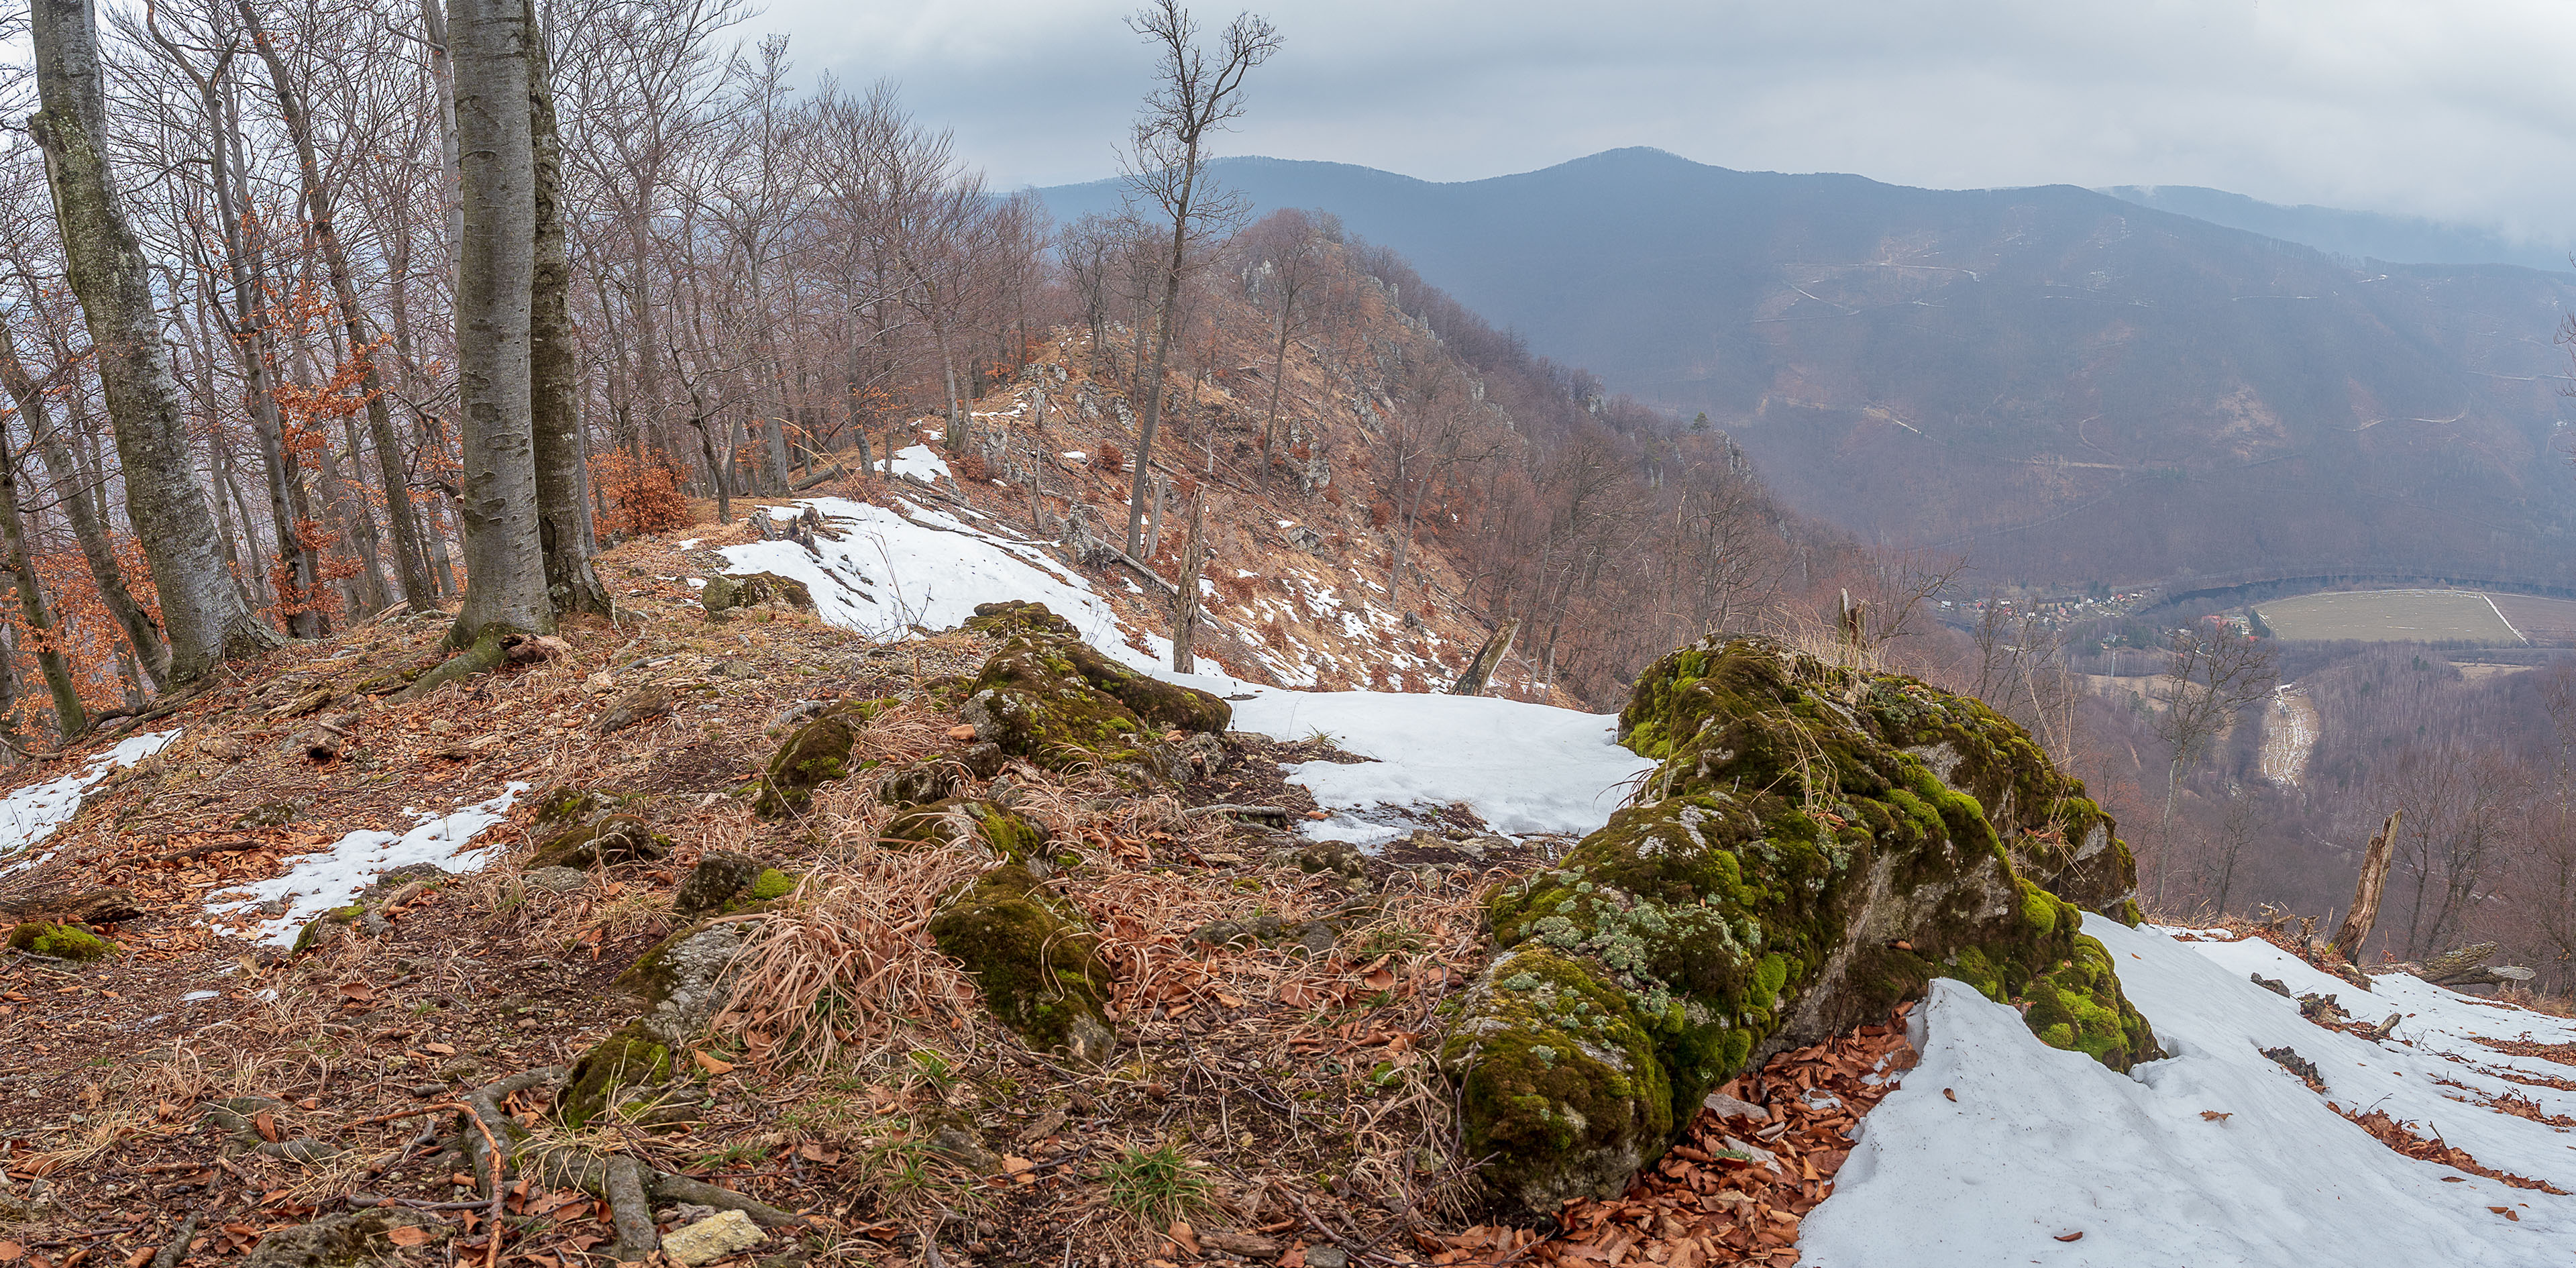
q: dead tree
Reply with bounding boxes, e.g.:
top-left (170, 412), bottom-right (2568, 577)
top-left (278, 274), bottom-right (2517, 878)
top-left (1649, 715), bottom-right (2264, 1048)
top-left (1450, 619), bottom-right (1519, 697)
top-left (2331, 810), bottom-right (2402, 963)
top-left (1170, 496), bottom-right (1209, 674)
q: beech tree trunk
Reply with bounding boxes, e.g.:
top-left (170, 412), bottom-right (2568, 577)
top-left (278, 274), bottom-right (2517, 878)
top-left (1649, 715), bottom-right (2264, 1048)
top-left (0, 320), bottom-right (168, 688)
top-left (2332, 810), bottom-right (2403, 964)
top-left (28, 0), bottom-right (274, 686)
top-left (525, 0), bottom-right (608, 615)
top-left (445, 0), bottom-right (551, 647)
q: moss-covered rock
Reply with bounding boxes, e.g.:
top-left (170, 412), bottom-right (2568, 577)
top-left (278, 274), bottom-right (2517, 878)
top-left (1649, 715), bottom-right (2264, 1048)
top-left (1444, 634), bottom-right (2160, 1215)
top-left (529, 814), bottom-right (672, 869)
top-left (875, 759), bottom-right (968, 808)
top-left (290, 905), bottom-right (366, 954)
top-left (927, 864), bottom-right (1114, 1061)
top-left (702, 571), bottom-right (815, 618)
top-left (559, 1022), bottom-right (676, 1128)
top-left (752, 699), bottom-right (888, 817)
top-left (5, 922), bottom-right (115, 961)
top-left (884, 798), bottom-right (1052, 863)
top-left (674, 850), bottom-right (772, 919)
top-left (955, 601), bottom-right (1228, 784)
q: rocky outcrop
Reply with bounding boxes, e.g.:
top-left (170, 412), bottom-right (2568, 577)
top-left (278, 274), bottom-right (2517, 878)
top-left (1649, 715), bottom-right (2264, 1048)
top-left (1442, 635), bottom-right (2159, 1216)
top-left (883, 798), bottom-right (1051, 863)
top-left (529, 814), bottom-right (671, 870)
top-left (955, 601), bottom-right (1229, 784)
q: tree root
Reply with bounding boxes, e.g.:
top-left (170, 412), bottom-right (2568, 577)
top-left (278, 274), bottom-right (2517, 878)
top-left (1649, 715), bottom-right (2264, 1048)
top-left (604, 1155), bottom-right (659, 1261)
top-left (394, 629), bottom-right (513, 703)
top-left (149, 1214), bottom-right (197, 1268)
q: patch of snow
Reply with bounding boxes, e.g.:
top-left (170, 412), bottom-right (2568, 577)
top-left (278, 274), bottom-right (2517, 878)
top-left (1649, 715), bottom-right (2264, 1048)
top-left (1801, 916), bottom-right (2576, 1265)
top-left (210, 784), bottom-right (528, 947)
top-left (180, 990), bottom-right (218, 1002)
top-left (722, 498), bottom-right (1152, 657)
top-left (879, 444), bottom-right (952, 483)
top-left (1061, 450), bottom-right (1087, 461)
top-left (684, 578), bottom-right (707, 590)
top-left (0, 729), bottom-right (181, 876)
top-left (676, 537), bottom-right (703, 549)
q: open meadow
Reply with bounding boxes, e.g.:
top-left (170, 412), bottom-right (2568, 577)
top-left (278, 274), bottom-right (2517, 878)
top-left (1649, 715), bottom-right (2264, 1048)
top-left (2255, 588), bottom-right (2528, 643)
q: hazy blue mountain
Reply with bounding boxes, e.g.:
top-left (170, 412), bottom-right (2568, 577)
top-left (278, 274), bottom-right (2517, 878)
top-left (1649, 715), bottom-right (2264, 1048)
top-left (2097, 184), bottom-right (2572, 273)
top-left (1034, 150), bottom-right (2576, 592)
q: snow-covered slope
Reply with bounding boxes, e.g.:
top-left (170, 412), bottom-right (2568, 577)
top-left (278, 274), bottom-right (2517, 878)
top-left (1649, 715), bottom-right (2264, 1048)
top-left (1804, 917), bottom-right (2576, 1266)
top-left (723, 497), bottom-right (1648, 847)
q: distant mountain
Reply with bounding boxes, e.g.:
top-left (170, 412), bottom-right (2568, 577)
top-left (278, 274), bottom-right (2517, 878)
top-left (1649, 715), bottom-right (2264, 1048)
top-left (2096, 185), bottom-right (2573, 274)
top-left (1036, 150), bottom-right (2576, 592)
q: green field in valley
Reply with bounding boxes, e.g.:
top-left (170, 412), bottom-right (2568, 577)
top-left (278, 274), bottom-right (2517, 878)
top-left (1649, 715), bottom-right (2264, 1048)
top-left (2253, 589), bottom-right (2527, 643)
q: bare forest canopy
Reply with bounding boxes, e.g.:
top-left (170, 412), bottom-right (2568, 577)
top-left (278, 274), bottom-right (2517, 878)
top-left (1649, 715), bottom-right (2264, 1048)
top-left (1038, 148), bottom-right (2576, 594)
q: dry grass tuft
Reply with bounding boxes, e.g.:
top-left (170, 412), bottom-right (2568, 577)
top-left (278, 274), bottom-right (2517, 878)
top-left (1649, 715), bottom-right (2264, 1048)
top-left (712, 841), bottom-right (996, 1071)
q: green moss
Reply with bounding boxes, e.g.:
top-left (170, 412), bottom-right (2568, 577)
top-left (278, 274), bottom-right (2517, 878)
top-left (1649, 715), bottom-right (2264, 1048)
top-left (926, 865), bottom-right (1114, 1061)
top-left (6, 922), bottom-right (115, 961)
top-left (957, 602), bottom-right (1228, 781)
top-left (753, 700), bottom-right (890, 818)
top-left (290, 905), bottom-right (366, 955)
top-left (883, 799), bottom-right (1052, 863)
top-left (1439, 945), bottom-right (1672, 1214)
top-left (559, 1024), bottom-right (675, 1128)
top-left (747, 869), bottom-right (797, 902)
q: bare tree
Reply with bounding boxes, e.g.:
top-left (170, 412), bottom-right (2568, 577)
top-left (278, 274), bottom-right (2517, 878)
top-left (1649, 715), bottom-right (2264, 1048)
top-left (29, 0), bottom-right (274, 686)
top-left (1240, 207), bottom-right (1320, 482)
top-left (1116, 0), bottom-right (1278, 558)
top-left (2150, 620), bottom-right (2277, 898)
top-left (440, 0), bottom-right (549, 654)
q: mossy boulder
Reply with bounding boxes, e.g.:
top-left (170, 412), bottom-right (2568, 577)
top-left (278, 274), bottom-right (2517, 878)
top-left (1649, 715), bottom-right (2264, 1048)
top-left (702, 571), bottom-right (814, 618)
top-left (674, 850), bottom-right (775, 918)
top-left (6, 922), bottom-right (115, 961)
top-left (753, 699), bottom-right (888, 817)
top-left (955, 600), bottom-right (1228, 782)
top-left (529, 785), bottom-right (637, 829)
top-left (876, 759), bottom-right (969, 808)
top-left (927, 864), bottom-right (1114, 1061)
top-left (1444, 634), bottom-right (2160, 1215)
top-left (885, 798), bottom-right (1052, 863)
top-left (560, 1022), bottom-right (676, 1128)
top-left (529, 814), bottom-right (671, 869)
top-left (290, 904), bottom-right (366, 954)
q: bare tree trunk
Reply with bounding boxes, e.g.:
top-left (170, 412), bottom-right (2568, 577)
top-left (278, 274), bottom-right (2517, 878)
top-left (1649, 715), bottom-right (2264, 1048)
top-left (524, 0), bottom-right (607, 615)
top-left (2332, 810), bottom-right (2404, 963)
top-left (29, 0), bottom-right (274, 686)
top-left (1170, 496), bottom-right (1207, 674)
top-left (443, 0), bottom-right (550, 649)
top-left (0, 321), bottom-right (168, 688)
top-left (0, 439), bottom-right (85, 739)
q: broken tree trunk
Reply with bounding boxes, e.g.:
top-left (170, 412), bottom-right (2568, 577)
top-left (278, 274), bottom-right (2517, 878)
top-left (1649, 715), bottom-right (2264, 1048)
top-left (2330, 810), bottom-right (2401, 964)
top-left (2410, 941), bottom-right (2536, 988)
top-left (1171, 497), bottom-right (1208, 674)
top-left (787, 464), bottom-right (844, 492)
top-left (1448, 619), bottom-right (1519, 696)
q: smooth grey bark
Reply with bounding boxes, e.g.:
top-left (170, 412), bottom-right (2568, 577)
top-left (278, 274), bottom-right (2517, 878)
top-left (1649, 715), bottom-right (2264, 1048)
top-left (525, 0), bottom-right (607, 615)
top-left (239, 0), bottom-right (437, 611)
top-left (0, 319), bottom-right (170, 690)
top-left (29, 0), bottom-right (274, 685)
top-left (444, 0), bottom-right (551, 645)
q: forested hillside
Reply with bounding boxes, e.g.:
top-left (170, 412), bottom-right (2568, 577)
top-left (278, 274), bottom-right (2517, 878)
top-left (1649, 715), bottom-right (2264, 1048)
top-left (1043, 148), bottom-right (2576, 592)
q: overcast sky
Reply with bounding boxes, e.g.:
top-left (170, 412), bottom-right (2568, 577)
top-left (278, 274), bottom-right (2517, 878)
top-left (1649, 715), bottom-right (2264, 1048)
top-left (761, 0), bottom-right (2576, 245)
